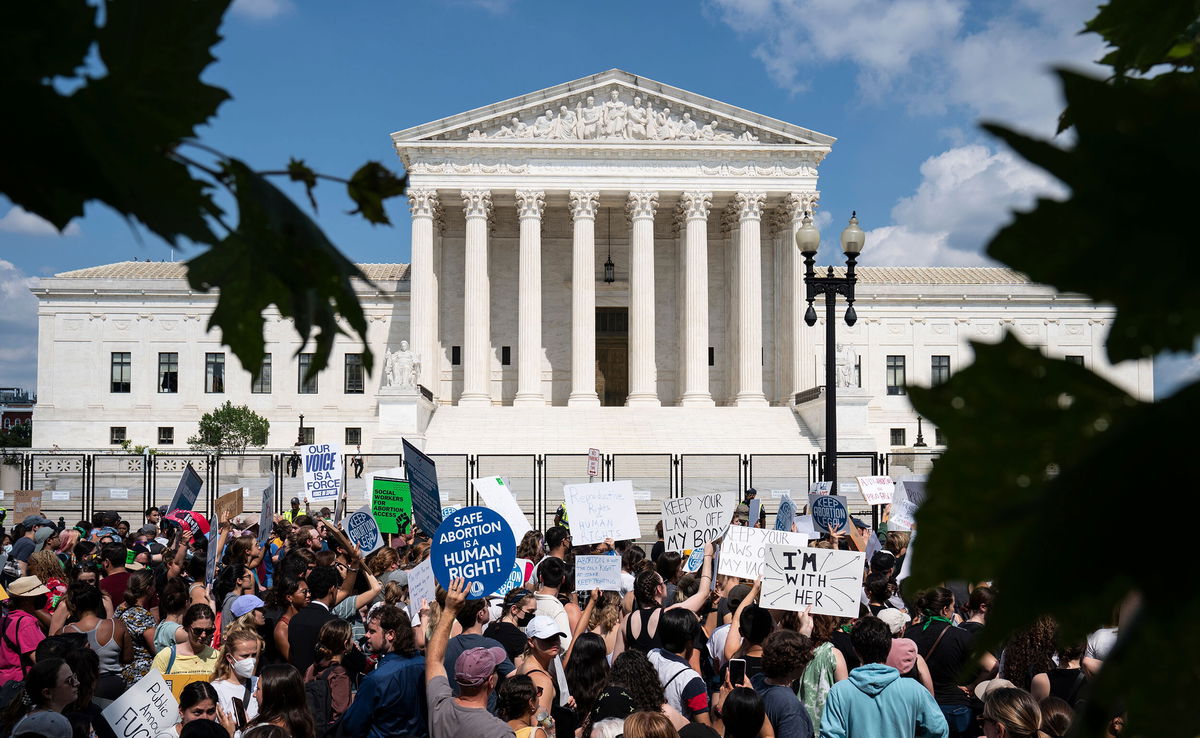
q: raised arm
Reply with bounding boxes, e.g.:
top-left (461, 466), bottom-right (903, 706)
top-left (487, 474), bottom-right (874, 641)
top-left (426, 577), bottom-right (467, 684)
top-left (563, 589), bottom-right (599, 666)
top-left (724, 578), bottom-right (761, 663)
top-left (670, 541), bottom-right (715, 612)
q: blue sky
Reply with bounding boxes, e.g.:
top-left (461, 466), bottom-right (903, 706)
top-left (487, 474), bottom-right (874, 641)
top-left (1, 0), bottom-right (1195, 394)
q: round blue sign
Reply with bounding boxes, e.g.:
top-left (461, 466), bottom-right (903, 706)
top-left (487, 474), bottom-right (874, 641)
top-left (345, 510), bottom-right (381, 552)
top-left (431, 506), bottom-right (516, 599)
top-left (811, 495), bottom-right (848, 533)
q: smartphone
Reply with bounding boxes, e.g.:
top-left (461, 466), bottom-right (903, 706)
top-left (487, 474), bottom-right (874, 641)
top-left (728, 658), bottom-right (747, 686)
top-left (231, 697), bottom-right (247, 729)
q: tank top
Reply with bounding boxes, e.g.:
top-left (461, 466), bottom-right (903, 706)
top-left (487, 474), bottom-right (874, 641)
top-left (68, 618), bottom-right (122, 675)
top-left (624, 607), bottom-right (663, 652)
top-left (1047, 668), bottom-right (1085, 707)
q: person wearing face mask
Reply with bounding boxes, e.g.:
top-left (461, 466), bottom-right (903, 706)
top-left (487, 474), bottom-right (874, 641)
top-left (210, 628), bottom-right (263, 732)
top-left (486, 588), bottom-right (540, 661)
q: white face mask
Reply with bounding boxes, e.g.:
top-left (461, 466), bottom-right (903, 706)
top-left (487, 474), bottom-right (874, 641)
top-left (232, 656), bottom-right (256, 679)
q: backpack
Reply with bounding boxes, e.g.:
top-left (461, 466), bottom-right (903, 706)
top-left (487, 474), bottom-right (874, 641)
top-left (0, 612), bottom-right (34, 676)
top-left (0, 556), bottom-right (21, 588)
top-left (304, 664), bottom-right (342, 738)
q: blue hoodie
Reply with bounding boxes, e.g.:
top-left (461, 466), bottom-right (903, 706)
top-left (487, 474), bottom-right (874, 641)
top-left (819, 663), bottom-right (948, 738)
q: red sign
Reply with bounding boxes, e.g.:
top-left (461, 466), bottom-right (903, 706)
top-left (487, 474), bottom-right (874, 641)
top-left (587, 448), bottom-right (601, 478)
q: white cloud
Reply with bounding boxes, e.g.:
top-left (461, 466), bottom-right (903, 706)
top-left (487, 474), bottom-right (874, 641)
top-left (0, 260), bottom-right (38, 391)
top-left (230, 0), bottom-right (294, 20)
top-left (0, 206), bottom-right (80, 237)
top-left (861, 144), bottom-right (1064, 266)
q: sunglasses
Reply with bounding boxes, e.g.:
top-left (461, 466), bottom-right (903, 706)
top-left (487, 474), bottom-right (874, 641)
top-left (191, 628), bottom-right (215, 638)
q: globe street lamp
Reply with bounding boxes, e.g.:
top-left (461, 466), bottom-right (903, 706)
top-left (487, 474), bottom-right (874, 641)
top-left (796, 212), bottom-right (865, 483)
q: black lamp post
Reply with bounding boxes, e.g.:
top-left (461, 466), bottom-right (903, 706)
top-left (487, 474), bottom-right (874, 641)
top-left (295, 414), bottom-right (305, 446)
top-left (796, 211), bottom-right (866, 483)
top-left (914, 416), bottom-right (928, 447)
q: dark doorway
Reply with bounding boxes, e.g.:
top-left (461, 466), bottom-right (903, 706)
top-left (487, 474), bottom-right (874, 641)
top-left (596, 307), bottom-right (628, 406)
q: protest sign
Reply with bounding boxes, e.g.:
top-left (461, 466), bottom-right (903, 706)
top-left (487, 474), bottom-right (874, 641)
top-left (12, 490), bottom-right (38, 518)
top-left (431, 506), bottom-right (516, 599)
top-left (471, 475), bottom-right (531, 545)
top-left (563, 480), bottom-right (639, 545)
top-left (109, 488), bottom-right (129, 500)
top-left (661, 490), bottom-right (737, 552)
top-left (493, 557), bottom-right (533, 598)
top-left (809, 481), bottom-right (833, 495)
top-left (897, 535), bottom-right (915, 583)
top-left (896, 478), bottom-right (927, 507)
top-left (403, 439), bottom-right (443, 536)
top-left (587, 447), bottom-right (601, 477)
top-left (164, 509), bottom-right (209, 540)
top-left (168, 464), bottom-right (203, 512)
top-left (204, 516), bottom-right (218, 590)
top-left (761, 544), bottom-right (865, 617)
top-left (774, 495), bottom-right (796, 532)
top-left (809, 494), bottom-right (850, 534)
top-left (683, 547), bottom-right (705, 573)
top-left (343, 505), bottom-right (385, 556)
top-left (575, 555), bottom-right (623, 591)
top-left (103, 669), bottom-right (178, 736)
top-left (407, 557), bottom-right (435, 620)
top-left (748, 499), bottom-right (762, 528)
top-left (371, 477), bottom-right (413, 535)
top-left (256, 481), bottom-right (275, 547)
top-left (302, 443), bottom-right (343, 504)
top-left (889, 500), bottom-right (918, 531)
top-left (441, 504), bottom-right (461, 519)
top-left (214, 487), bottom-right (244, 521)
top-left (794, 514), bottom-right (817, 537)
top-left (718, 524), bottom-right (816, 579)
top-left (857, 476), bottom-right (895, 506)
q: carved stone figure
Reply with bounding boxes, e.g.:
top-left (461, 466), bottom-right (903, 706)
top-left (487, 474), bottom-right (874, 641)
top-left (554, 105), bottom-right (577, 139)
top-left (603, 88), bottom-right (627, 137)
top-left (677, 112), bottom-right (698, 140)
top-left (835, 343), bottom-right (856, 389)
top-left (627, 96), bottom-right (650, 139)
top-left (577, 95), bottom-right (602, 139)
top-left (494, 116), bottom-right (527, 138)
top-left (385, 340), bottom-right (420, 389)
top-left (653, 106), bottom-right (676, 139)
top-left (532, 109), bottom-right (557, 137)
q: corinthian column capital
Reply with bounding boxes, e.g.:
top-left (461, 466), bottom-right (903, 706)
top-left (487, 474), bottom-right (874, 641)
top-left (735, 191), bottom-right (767, 221)
top-left (569, 190), bottom-right (600, 220)
top-left (680, 191), bottom-right (713, 221)
top-left (461, 189), bottom-right (493, 219)
top-left (407, 188), bottom-right (440, 218)
top-left (515, 190), bottom-right (546, 219)
top-left (625, 191), bottom-right (659, 221)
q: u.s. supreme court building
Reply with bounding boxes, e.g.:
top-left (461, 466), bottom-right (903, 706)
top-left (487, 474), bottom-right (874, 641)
top-left (27, 70), bottom-right (1152, 525)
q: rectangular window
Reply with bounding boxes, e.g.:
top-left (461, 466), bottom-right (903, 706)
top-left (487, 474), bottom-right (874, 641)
top-left (886, 355), bottom-right (906, 395)
top-left (110, 426), bottom-right (127, 444)
top-left (1065, 355), bottom-right (1085, 366)
top-left (157, 427), bottom-right (174, 445)
top-left (205, 352), bottom-right (225, 393)
top-left (931, 355), bottom-right (950, 386)
top-left (301, 427), bottom-right (315, 445)
top-left (501, 346), bottom-right (511, 366)
top-left (252, 354), bottom-right (272, 394)
top-left (708, 347), bottom-right (715, 367)
top-left (298, 353), bottom-right (318, 394)
top-left (345, 427), bottom-right (362, 446)
top-left (935, 429), bottom-right (946, 446)
top-left (344, 354), bottom-right (364, 394)
top-left (451, 346), bottom-right (461, 366)
top-left (158, 352), bottom-right (178, 393)
top-left (890, 428), bottom-right (906, 446)
top-left (111, 352), bottom-right (131, 393)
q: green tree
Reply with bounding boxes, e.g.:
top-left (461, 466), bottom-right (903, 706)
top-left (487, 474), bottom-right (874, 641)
top-left (907, 1), bottom-right (1200, 736)
top-left (0, 0), bottom-right (407, 382)
top-left (0, 424), bottom-right (32, 448)
top-left (188, 401), bottom-right (269, 454)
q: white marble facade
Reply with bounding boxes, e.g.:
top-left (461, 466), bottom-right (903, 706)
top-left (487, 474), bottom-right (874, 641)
top-left (28, 70), bottom-right (1154, 454)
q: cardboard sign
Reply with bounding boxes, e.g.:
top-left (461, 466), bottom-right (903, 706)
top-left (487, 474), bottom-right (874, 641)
top-left (889, 500), bottom-right (918, 531)
top-left (431, 506), bottom-right (516, 599)
top-left (471, 476), bottom-right (531, 545)
top-left (371, 477), bottom-right (413, 535)
top-left (214, 487), bottom-right (244, 521)
top-left (661, 491), bottom-right (737, 552)
top-left (794, 514), bottom-right (817, 536)
top-left (896, 479), bottom-right (927, 507)
top-left (761, 544), bottom-right (865, 617)
top-left (575, 555), bottom-right (623, 591)
top-left (718, 525), bottom-right (818, 579)
top-left (809, 494), bottom-right (850, 535)
top-left (809, 481), bottom-right (833, 495)
top-left (204, 515), bottom-right (218, 586)
top-left (403, 439), bottom-right (444, 536)
top-left (103, 669), bottom-right (178, 737)
top-left (587, 447), bottom-right (601, 478)
top-left (494, 557), bottom-right (534, 598)
top-left (168, 464), bottom-right (203, 512)
top-left (12, 490), bottom-right (38, 517)
top-left (407, 558), bottom-right (436, 620)
top-left (343, 505), bottom-right (384, 556)
top-left (302, 443), bottom-right (343, 504)
top-left (563, 480), bottom-right (639, 545)
top-left (109, 488), bottom-right (129, 500)
top-left (257, 481), bottom-right (275, 547)
top-left (774, 495), bottom-right (796, 532)
top-left (748, 499), bottom-right (762, 528)
top-left (857, 476), bottom-right (896, 506)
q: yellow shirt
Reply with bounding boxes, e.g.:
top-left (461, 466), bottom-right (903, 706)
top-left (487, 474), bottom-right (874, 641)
top-left (152, 645), bottom-right (219, 701)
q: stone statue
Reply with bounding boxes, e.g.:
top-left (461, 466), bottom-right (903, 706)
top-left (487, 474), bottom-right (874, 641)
top-left (676, 112), bottom-right (698, 140)
top-left (532, 109), bottom-right (557, 137)
top-left (385, 340), bottom-right (420, 389)
top-left (603, 88), bottom-right (627, 137)
top-left (835, 343), bottom-right (856, 389)
top-left (554, 105), bottom-right (577, 139)
top-left (577, 95), bottom-right (602, 139)
top-left (627, 96), bottom-right (650, 139)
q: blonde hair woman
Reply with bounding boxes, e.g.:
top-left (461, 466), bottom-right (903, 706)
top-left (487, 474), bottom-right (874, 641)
top-left (982, 687), bottom-right (1049, 738)
top-left (209, 627), bottom-right (264, 727)
top-left (624, 710), bottom-right (680, 738)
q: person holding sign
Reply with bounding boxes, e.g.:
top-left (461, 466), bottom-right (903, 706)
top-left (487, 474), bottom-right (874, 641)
top-left (623, 541), bottom-right (715, 654)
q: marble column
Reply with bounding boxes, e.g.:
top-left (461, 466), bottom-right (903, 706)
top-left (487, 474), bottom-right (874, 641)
top-left (568, 191), bottom-right (601, 406)
top-left (626, 191), bottom-right (660, 407)
top-left (735, 191), bottom-right (769, 406)
top-left (680, 191), bottom-right (714, 406)
top-left (459, 189), bottom-right (493, 407)
top-left (407, 188), bottom-right (438, 391)
top-left (514, 190), bottom-right (546, 407)
top-left (786, 192), bottom-right (818, 398)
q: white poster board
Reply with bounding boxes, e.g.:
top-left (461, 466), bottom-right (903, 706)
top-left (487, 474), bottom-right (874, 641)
top-left (102, 669), bottom-right (179, 738)
top-left (574, 555), bottom-right (623, 591)
top-left (718, 524), bottom-right (817, 579)
top-left (406, 558), bottom-right (436, 620)
top-left (760, 544), bottom-right (865, 617)
top-left (857, 476), bottom-right (896, 506)
top-left (302, 443), bottom-right (343, 504)
top-left (809, 481), bottom-right (833, 495)
top-left (562, 480), bottom-right (639, 545)
top-left (471, 476), bottom-right (532, 545)
top-left (661, 490), bottom-right (737, 552)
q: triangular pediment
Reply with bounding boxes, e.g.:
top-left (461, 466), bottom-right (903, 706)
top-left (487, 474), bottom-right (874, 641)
top-left (391, 69), bottom-right (834, 147)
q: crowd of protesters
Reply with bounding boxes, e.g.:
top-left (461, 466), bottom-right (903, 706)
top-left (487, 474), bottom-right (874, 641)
top-left (0, 490), bottom-right (1127, 738)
